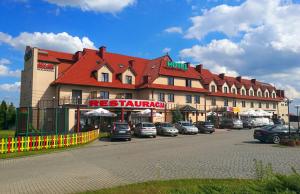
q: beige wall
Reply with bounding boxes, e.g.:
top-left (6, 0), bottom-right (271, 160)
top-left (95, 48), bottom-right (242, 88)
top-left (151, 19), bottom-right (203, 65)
top-left (153, 76), bottom-right (203, 88)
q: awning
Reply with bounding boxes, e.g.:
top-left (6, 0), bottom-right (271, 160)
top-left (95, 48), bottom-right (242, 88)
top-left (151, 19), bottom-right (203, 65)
top-left (180, 105), bottom-right (198, 112)
top-left (84, 108), bottom-right (117, 117)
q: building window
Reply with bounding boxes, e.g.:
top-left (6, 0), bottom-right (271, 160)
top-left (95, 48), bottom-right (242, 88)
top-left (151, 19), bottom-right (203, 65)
top-left (167, 93), bottom-right (174, 102)
top-left (101, 73), bottom-right (109, 82)
top-left (125, 93), bottom-right (132, 99)
top-left (100, 91), bottom-right (109, 99)
top-left (250, 90), bottom-right (254, 96)
top-left (232, 88), bottom-right (236, 94)
top-left (125, 75), bottom-right (132, 84)
top-left (258, 91), bottom-right (262, 97)
top-left (266, 102), bottom-right (269, 108)
top-left (242, 101), bottom-right (246, 108)
top-left (211, 98), bottom-right (216, 106)
top-left (186, 95), bottom-right (192, 103)
top-left (272, 93), bottom-right (276, 98)
top-left (241, 89), bottom-right (246, 96)
top-left (273, 103), bottom-right (276, 109)
top-left (72, 90), bottom-right (82, 104)
top-left (158, 93), bottom-right (165, 102)
top-left (224, 87), bottom-right (228, 93)
top-left (168, 77), bottom-right (174, 85)
top-left (259, 102), bottom-right (262, 108)
top-left (194, 95), bottom-right (200, 104)
top-left (224, 99), bottom-right (228, 107)
top-left (186, 79), bottom-right (192, 87)
top-left (233, 100), bottom-right (237, 107)
top-left (251, 102), bottom-right (254, 108)
top-left (90, 91), bottom-right (97, 99)
top-left (211, 85), bottom-right (216, 93)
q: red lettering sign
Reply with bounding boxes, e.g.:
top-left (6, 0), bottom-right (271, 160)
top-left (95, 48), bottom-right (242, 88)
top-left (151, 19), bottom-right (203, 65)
top-left (37, 63), bottom-right (54, 71)
top-left (88, 99), bottom-right (165, 109)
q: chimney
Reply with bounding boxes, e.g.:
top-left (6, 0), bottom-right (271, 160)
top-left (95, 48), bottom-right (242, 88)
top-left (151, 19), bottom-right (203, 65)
top-left (236, 76), bottom-right (242, 82)
top-left (195, 64), bottom-right (203, 73)
top-left (251, 79), bottom-right (256, 84)
top-left (276, 90), bottom-right (285, 98)
top-left (129, 59), bottom-right (135, 67)
top-left (219, 73), bottom-right (225, 80)
top-left (74, 51), bottom-right (82, 61)
top-left (99, 46), bottom-right (106, 59)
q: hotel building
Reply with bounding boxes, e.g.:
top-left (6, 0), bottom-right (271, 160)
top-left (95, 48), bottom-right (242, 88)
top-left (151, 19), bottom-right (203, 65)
top-left (20, 46), bottom-right (288, 131)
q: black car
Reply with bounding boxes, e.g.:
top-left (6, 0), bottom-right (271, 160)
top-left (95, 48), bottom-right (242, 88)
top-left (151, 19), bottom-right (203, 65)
top-left (109, 122), bottom-right (131, 141)
top-left (253, 125), bottom-right (297, 144)
top-left (194, 121), bottom-right (215, 134)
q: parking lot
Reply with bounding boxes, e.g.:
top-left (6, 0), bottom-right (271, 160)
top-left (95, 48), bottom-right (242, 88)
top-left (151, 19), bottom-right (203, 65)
top-left (1, 129), bottom-right (300, 194)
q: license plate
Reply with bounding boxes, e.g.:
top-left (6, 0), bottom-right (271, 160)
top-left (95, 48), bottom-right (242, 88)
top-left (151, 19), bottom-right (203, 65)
top-left (119, 131), bottom-right (126, 134)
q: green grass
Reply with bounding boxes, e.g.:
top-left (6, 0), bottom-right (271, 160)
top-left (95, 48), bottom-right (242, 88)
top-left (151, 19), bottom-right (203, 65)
top-left (80, 174), bottom-right (300, 194)
top-left (0, 129), bottom-right (15, 138)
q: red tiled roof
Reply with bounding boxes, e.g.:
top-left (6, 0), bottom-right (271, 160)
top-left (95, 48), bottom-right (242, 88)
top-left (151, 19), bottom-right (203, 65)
top-left (33, 46), bottom-right (281, 102)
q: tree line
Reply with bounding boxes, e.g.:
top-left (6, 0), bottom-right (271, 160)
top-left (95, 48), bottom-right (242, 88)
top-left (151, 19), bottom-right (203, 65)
top-left (0, 100), bottom-right (16, 130)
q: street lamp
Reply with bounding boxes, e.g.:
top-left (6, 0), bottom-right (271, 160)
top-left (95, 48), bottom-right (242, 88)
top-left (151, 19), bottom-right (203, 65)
top-left (285, 98), bottom-right (293, 138)
top-left (295, 105), bottom-right (300, 134)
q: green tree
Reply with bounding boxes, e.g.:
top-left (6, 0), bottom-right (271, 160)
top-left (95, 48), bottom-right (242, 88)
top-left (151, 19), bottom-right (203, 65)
top-left (0, 100), bottom-right (8, 129)
top-left (172, 108), bottom-right (183, 123)
top-left (7, 103), bottom-right (16, 129)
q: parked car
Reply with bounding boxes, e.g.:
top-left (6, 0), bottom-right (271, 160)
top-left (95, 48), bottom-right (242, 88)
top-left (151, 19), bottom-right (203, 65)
top-left (109, 122), bottom-right (131, 141)
top-left (155, 122), bottom-right (178, 136)
top-left (253, 125), bottom-right (297, 144)
top-left (194, 121), bottom-right (215, 134)
top-left (175, 121), bottom-right (198, 134)
top-left (219, 119), bottom-right (243, 129)
top-left (134, 122), bottom-right (157, 138)
top-left (242, 118), bottom-right (254, 129)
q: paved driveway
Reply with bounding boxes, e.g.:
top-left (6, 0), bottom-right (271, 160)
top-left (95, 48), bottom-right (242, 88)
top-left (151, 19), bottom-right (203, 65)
top-left (0, 129), bottom-right (300, 194)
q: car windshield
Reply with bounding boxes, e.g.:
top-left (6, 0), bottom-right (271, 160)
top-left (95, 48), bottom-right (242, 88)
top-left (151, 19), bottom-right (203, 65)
top-left (161, 123), bottom-right (173, 127)
top-left (262, 125), bottom-right (276, 131)
top-left (204, 122), bottom-right (213, 125)
top-left (143, 123), bottom-right (154, 127)
top-left (115, 124), bottom-right (129, 129)
top-left (182, 122), bottom-right (192, 126)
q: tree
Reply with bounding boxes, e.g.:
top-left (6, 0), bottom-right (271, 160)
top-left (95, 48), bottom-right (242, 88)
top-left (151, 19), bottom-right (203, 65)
top-left (7, 103), bottom-right (16, 129)
top-left (0, 100), bottom-right (7, 129)
top-left (172, 108), bottom-right (183, 123)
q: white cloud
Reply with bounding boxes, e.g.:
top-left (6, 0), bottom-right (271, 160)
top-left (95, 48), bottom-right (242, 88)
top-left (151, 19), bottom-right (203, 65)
top-left (180, 0), bottom-right (300, 100)
top-left (0, 82), bottom-right (20, 92)
top-left (0, 58), bottom-right (21, 77)
top-left (0, 32), bottom-right (96, 53)
top-left (164, 26), bottom-right (183, 34)
top-left (44, 0), bottom-right (136, 13)
top-left (162, 47), bottom-right (171, 53)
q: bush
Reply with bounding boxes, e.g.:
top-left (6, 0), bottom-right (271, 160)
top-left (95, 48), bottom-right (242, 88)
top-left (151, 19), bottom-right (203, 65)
top-left (172, 108), bottom-right (183, 123)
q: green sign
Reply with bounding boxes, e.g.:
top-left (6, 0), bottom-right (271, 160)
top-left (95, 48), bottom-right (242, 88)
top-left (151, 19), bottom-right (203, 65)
top-left (167, 61), bottom-right (188, 71)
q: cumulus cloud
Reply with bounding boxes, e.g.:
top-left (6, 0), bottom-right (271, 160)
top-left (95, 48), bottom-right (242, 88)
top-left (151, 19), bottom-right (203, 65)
top-left (44, 0), bottom-right (136, 13)
top-left (0, 32), bottom-right (96, 53)
top-left (0, 58), bottom-right (21, 77)
top-left (0, 82), bottom-right (20, 92)
top-left (180, 0), bottom-right (300, 99)
top-left (164, 26), bottom-right (183, 34)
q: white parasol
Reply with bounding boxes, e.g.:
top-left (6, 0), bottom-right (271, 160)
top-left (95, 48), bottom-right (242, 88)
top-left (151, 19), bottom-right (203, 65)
top-left (84, 108), bottom-right (117, 117)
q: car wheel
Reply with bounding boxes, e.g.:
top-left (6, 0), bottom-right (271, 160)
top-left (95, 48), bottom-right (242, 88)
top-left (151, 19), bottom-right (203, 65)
top-left (153, 135), bottom-right (156, 138)
top-left (272, 135), bottom-right (280, 144)
top-left (128, 138), bottom-right (131, 141)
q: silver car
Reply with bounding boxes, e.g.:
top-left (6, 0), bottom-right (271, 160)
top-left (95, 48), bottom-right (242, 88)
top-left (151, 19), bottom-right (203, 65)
top-left (134, 122), bottom-right (157, 138)
top-left (155, 122), bottom-right (178, 136)
top-left (175, 121), bottom-right (198, 134)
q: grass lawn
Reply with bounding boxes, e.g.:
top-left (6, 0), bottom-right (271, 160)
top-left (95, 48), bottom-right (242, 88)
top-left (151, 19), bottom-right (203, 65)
top-left (81, 175), bottom-right (300, 194)
top-left (0, 129), bottom-right (15, 138)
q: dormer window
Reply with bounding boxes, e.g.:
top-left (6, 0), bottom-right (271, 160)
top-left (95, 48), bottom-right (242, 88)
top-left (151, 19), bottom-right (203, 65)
top-left (101, 73), bottom-right (109, 82)
top-left (232, 88), bottom-right (236, 94)
top-left (223, 87), bottom-right (228, 93)
top-left (258, 91), bottom-right (262, 97)
top-left (186, 79), bottom-right (192, 87)
top-left (241, 88), bottom-right (246, 95)
top-left (126, 75), bottom-right (132, 84)
top-left (250, 90), bottom-right (254, 96)
top-left (168, 77), bottom-right (174, 85)
top-left (211, 85), bottom-right (216, 92)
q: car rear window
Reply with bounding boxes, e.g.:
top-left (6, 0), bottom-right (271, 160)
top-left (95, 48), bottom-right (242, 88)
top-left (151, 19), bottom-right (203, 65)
top-left (182, 122), bottom-right (192, 126)
top-left (161, 123), bottom-right (173, 127)
top-left (115, 124), bottom-right (129, 129)
top-left (143, 123), bottom-right (154, 127)
top-left (204, 122), bottom-right (213, 125)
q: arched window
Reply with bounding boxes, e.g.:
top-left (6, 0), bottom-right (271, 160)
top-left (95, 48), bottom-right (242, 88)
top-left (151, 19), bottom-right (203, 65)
top-left (223, 87), bottom-right (228, 93)
top-left (232, 88), bottom-right (236, 94)
top-left (211, 85), bottom-right (216, 92)
top-left (241, 89), bottom-right (246, 96)
top-left (258, 91), bottom-right (262, 97)
top-left (250, 90), bottom-right (254, 96)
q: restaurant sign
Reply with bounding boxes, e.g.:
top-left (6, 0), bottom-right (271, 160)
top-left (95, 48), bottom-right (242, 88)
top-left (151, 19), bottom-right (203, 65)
top-left (37, 62), bottom-right (54, 71)
top-left (167, 61), bottom-right (188, 71)
top-left (89, 99), bottom-right (165, 109)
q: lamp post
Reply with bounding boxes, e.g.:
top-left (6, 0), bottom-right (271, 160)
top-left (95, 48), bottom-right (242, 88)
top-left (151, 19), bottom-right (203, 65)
top-left (295, 105), bottom-right (300, 134)
top-left (285, 98), bottom-right (293, 138)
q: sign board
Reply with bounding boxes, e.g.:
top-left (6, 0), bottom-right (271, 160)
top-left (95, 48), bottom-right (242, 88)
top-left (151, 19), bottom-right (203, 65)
top-left (167, 61), bottom-right (188, 71)
top-left (89, 99), bottom-right (165, 109)
top-left (37, 62), bottom-right (54, 71)
top-left (226, 107), bottom-right (240, 113)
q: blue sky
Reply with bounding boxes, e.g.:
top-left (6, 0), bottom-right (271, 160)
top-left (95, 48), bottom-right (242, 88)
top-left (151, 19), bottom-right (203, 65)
top-left (0, 0), bottom-right (300, 113)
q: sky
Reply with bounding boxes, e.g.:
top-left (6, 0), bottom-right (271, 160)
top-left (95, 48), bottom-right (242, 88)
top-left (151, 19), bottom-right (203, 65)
top-left (0, 0), bottom-right (300, 113)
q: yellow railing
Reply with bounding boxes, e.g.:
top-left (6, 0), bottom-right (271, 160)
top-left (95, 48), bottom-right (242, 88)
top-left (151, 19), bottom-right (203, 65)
top-left (0, 130), bottom-right (99, 154)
